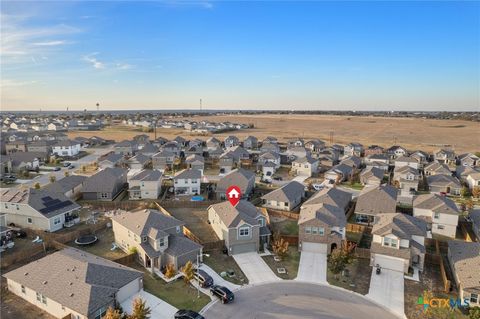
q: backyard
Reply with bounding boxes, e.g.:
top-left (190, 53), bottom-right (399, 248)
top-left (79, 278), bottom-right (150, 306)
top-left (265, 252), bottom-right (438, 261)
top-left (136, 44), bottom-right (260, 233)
top-left (270, 219), bottom-right (299, 236)
top-left (128, 263), bottom-right (211, 313)
top-left (327, 257), bottom-right (372, 295)
top-left (262, 246), bottom-right (300, 280)
top-left (202, 250), bottom-right (248, 285)
top-left (166, 207), bottom-right (220, 243)
top-left (66, 227), bottom-right (126, 260)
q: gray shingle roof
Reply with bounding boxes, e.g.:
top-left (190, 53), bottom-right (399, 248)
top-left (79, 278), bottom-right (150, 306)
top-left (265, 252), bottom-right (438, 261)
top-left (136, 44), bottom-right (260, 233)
top-left (298, 203), bottom-right (347, 227)
top-left (424, 162), bottom-right (451, 175)
top-left (302, 187), bottom-right (352, 211)
top-left (43, 175), bottom-right (87, 194)
top-left (370, 242), bottom-right (411, 259)
top-left (361, 167), bottom-right (384, 180)
top-left (111, 209), bottom-right (184, 237)
top-left (372, 213), bottom-right (427, 239)
top-left (129, 153), bottom-right (150, 165)
top-left (2, 247), bottom-right (142, 317)
top-left (174, 169), bottom-right (201, 180)
top-left (165, 235), bottom-right (202, 257)
top-left (427, 174), bottom-right (461, 188)
top-left (130, 169), bottom-right (162, 182)
top-left (448, 241), bottom-right (480, 290)
top-left (262, 181), bottom-right (304, 203)
top-left (82, 167), bottom-right (127, 193)
top-left (208, 200), bottom-right (262, 227)
top-left (0, 188), bottom-right (80, 218)
top-left (101, 153), bottom-right (124, 164)
top-left (216, 168), bottom-right (255, 194)
top-left (355, 185), bottom-right (397, 216)
top-left (413, 194), bottom-right (459, 215)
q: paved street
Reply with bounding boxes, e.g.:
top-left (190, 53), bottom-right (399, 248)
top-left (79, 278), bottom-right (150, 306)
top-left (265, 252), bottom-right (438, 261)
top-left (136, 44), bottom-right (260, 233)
top-left (232, 252), bottom-right (280, 284)
top-left (202, 281), bottom-right (399, 319)
top-left (295, 251), bottom-right (327, 284)
top-left (366, 268), bottom-right (405, 318)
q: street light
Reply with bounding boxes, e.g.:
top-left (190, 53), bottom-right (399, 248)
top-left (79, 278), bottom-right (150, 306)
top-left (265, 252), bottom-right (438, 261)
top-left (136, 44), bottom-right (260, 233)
top-left (196, 252), bottom-right (210, 298)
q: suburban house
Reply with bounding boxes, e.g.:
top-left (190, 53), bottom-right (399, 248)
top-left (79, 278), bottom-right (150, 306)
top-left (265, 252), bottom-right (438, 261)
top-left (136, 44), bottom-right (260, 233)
top-left (243, 136), bottom-right (258, 149)
top-left (206, 137), bottom-right (221, 150)
top-left (434, 149), bottom-right (456, 166)
top-left (324, 164), bottom-right (353, 183)
top-left (216, 168), bottom-right (255, 200)
top-left (466, 171), bottom-right (480, 190)
top-left (52, 140), bottom-right (81, 157)
top-left (261, 181), bottom-right (305, 211)
top-left (394, 156), bottom-right (420, 170)
top-left (469, 210), bottom-right (480, 245)
top-left (186, 154), bottom-right (205, 174)
top-left (224, 135), bottom-right (240, 148)
top-left (298, 187), bottom-right (352, 254)
top-left (3, 247), bottom-right (143, 319)
top-left (344, 142), bottom-right (364, 157)
top-left (260, 141), bottom-right (280, 154)
top-left (287, 138), bottom-right (305, 149)
top-left (424, 162), bottom-right (452, 176)
top-left (364, 145), bottom-right (385, 156)
top-left (447, 241), bottom-right (480, 307)
top-left (99, 153), bottom-right (124, 169)
top-left (365, 154), bottom-right (390, 172)
top-left (413, 194), bottom-right (459, 238)
top-left (340, 156), bottom-right (362, 170)
top-left (386, 145), bottom-right (409, 159)
top-left (82, 167), bottom-right (128, 201)
top-left (114, 140), bottom-right (138, 155)
top-left (291, 155), bottom-right (319, 177)
top-left (137, 143), bottom-right (159, 157)
top-left (258, 151), bottom-right (281, 168)
top-left (360, 167), bottom-right (384, 186)
top-left (128, 169), bottom-right (162, 200)
top-left (219, 152), bottom-right (234, 175)
top-left (354, 185), bottom-right (398, 224)
top-left (410, 150), bottom-right (430, 167)
top-left (27, 140), bottom-right (54, 154)
top-left (5, 140), bottom-right (28, 154)
top-left (112, 209), bottom-right (202, 271)
top-left (208, 200), bottom-right (270, 255)
top-left (7, 152), bottom-right (45, 172)
top-left (305, 139), bottom-right (326, 153)
top-left (261, 161), bottom-right (277, 182)
top-left (126, 153), bottom-right (151, 170)
top-left (426, 174), bottom-right (462, 195)
top-left (370, 213), bottom-right (427, 273)
top-left (0, 188), bottom-right (81, 232)
top-left (152, 150), bottom-right (178, 172)
top-left (393, 166), bottom-right (420, 195)
top-left (43, 175), bottom-right (87, 200)
top-left (458, 153), bottom-right (479, 167)
top-left (173, 169), bottom-right (202, 196)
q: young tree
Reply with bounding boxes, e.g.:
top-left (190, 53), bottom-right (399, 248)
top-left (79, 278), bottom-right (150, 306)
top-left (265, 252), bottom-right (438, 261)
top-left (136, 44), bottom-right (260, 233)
top-left (472, 186), bottom-right (480, 199)
top-left (34, 182), bottom-right (41, 189)
top-left (49, 175), bottom-right (56, 183)
top-left (164, 263), bottom-right (176, 279)
top-left (466, 199), bottom-right (474, 212)
top-left (181, 260), bottom-right (195, 285)
top-left (128, 298), bottom-right (151, 319)
top-left (461, 186), bottom-right (471, 198)
top-left (102, 307), bottom-right (122, 319)
top-left (82, 165), bottom-right (87, 173)
top-left (64, 171), bottom-right (70, 177)
top-left (271, 232), bottom-right (289, 258)
top-left (327, 242), bottom-right (355, 280)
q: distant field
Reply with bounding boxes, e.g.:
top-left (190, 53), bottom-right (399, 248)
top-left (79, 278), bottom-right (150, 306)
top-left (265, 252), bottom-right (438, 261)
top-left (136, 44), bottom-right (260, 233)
top-left (68, 115), bottom-right (479, 153)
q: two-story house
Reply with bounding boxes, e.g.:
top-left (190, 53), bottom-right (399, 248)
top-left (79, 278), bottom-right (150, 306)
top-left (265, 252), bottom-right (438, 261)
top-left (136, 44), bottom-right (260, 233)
top-left (344, 142), bottom-right (364, 157)
top-left (186, 154), bottom-right (205, 174)
top-left (291, 155), bottom-right (319, 177)
top-left (258, 152), bottom-right (281, 169)
top-left (208, 200), bottom-right (270, 255)
top-left (324, 163), bottom-right (353, 183)
top-left (262, 181), bottom-right (305, 212)
top-left (458, 153), bottom-right (480, 168)
top-left (215, 168), bottom-right (255, 200)
top-left (426, 174), bottom-right (462, 195)
top-left (386, 145), bottom-right (409, 159)
top-left (112, 208), bottom-right (202, 272)
top-left (173, 169), bottom-right (201, 196)
top-left (243, 136), bottom-right (258, 149)
top-left (43, 175), bottom-right (87, 200)
top-left (126, 153), bottom-right (151, 170)
top-left (128, 169), bottom-right (162, 200)
top-left (424, 162), bottom-right (451, 176)
top-left (152, 150), bottom-right (178, 172)
top-left (298, 187), bottom-right (352, 254)
top-left (224, 136), bottom-right (240, 149)
top-left (394, 156), bottom-right (420, 170)
top-left (51, 140), bottom-right (81, 157)
top-left (434, 149), bottom-right (456, 166)
top-left (114, 140), bottom-right (138, 156)
top-left (413, 194), bottom-right (459, 238)
top-left (360, 167), bottom-right (384, 186)
top-left (354, 185), bottom-right (398, 224)
top-left (393, 166), bottom-right (420, 195)
top-left (370, 213), bottom-right (427, 273)
top-left (82, 167), bottom-right (128, 201)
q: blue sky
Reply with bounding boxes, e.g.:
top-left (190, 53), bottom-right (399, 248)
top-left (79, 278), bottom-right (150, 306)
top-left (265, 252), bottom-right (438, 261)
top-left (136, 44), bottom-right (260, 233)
top-left (1, 1), bottom-right (479, 111)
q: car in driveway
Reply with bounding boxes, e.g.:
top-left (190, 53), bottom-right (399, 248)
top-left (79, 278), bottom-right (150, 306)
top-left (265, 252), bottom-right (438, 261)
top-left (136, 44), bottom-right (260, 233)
top-left (194, 269), bottom-right (214, 288)
top-left (210, 285), bottom-right (234, 304)
top-left (174, 310), bottom-right (205, 319)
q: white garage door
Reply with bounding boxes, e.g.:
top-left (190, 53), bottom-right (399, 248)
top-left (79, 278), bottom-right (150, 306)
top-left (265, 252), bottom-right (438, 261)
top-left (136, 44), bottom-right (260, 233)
top-left (373, 254), bottom-right (405, 273)
top-left (302, 242), bottom-right (328, 253)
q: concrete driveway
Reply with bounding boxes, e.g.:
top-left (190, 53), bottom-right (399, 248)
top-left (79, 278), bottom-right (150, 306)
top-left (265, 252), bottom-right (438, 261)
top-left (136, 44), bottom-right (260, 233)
top-left (232, 252), bottom-right (280, 284)
top-left (366, 268), bottom-right (405, 318)
top-left (202, 281), bottom-right (399, 319)
top-left (199, 264), bottom-right (241, 291)
top-left (296, 251), bottom-right (327, 284)
top-left (121, 290), bottom-right (178, 319)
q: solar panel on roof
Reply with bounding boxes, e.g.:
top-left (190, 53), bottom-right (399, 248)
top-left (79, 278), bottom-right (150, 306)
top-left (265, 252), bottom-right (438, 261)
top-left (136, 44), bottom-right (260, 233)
top-left (41, 196), bottom-right (53, 201)
top-left (39, 200), bottom-right (74, 214)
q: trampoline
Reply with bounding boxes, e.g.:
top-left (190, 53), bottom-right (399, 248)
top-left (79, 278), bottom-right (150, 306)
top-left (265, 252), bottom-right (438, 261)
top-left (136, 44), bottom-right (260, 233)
top-left (191, 196), bottom-right (204, 202)
top-left (75, 235), bottom-right (98, 245)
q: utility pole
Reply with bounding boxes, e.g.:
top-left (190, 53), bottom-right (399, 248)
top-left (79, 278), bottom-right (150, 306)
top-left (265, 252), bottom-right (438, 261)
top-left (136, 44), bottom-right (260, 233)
top-left (329, 131), bottom-right (334, 144)
top-left (200, 98), bottom-right (202, 111)
top-left (96, 102), bottom-right (99, 112)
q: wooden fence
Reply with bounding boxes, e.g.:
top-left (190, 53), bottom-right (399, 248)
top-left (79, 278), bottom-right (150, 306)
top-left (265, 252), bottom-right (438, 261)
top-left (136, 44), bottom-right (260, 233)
top-left (346, 223), bottom-right (371, 233)
top-left (113, 253), bottom-right (137, 266)
top-left (279, 235), bottom-right (299, 246)
top-left (266, 208), bottom-right (300, 220)
top-left (354, 247), bottom-right (371, 259)
top-left (435, 240), bottom-right (451, 293)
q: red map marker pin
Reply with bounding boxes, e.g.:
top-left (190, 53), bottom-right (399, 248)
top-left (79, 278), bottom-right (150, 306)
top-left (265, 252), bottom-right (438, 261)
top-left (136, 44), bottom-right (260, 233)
top-left (226, 185), bottom-right (241, 207)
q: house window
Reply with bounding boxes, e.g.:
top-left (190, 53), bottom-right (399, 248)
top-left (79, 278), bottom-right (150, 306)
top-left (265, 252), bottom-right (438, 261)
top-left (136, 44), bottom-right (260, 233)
top-left (36, 292), bottom-right (41, 301)
top-left (471, 293), bottom-right (478, 304)
top-left (4, 203), bottom-right (7, 209)
top-left (54, 217), bottom-right (61, 225)
top-left (437, 225), bottom-right (445, 230)
top-left (27, 217), bottom-right (33, 224)
top-left (134, 235), bottom-right (139, 242)
top-left (258, 218), bottom-right (265, 227)
top-left (176, 226), bottom-right (181, 233)
top-left (319, 227), bottom-right (325, 236)
top-left (159, 238), bottom-right (165, 247)
top-left (16, 204), bottom-right (19, 210)
top-left (192, 179), bottom-right (197, 184)
top-left (383, 237), bottom-right (398, 248)
top-left (21, 285), bottom-right (25, 294)
top-left (239, 227), bottom-right (250, 237)
top-left (42, 295), bottom-right (47, 305)
top-left (434, 212), bottom-right (440, 219)
top-left (305, 227), bottom-right (312, 234)
top-left (100, 193), bottom-right (109, 199)
top-left (143, 236), bottom-right (147, 242)
top-left (311, 227), bottom-right (318, 234)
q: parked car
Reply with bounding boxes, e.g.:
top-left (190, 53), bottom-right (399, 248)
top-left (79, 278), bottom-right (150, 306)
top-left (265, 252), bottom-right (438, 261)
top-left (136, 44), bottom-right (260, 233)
top-left (174, 310), bottom-right (205, 319)
top-left (210, 285), bottom-right (234, 304)
top-left (63, 162), bottom-right (71, 167)
top-left (193, 269), bottom-right (213, 288)
top-left (68, 165), bottom-right (75, 169)
top-left (54, 167), bottom-right (61, 171)
top-left (312, 183), bottom-right (324, 191)
top-left (273, 176), bottom-right (283, 181)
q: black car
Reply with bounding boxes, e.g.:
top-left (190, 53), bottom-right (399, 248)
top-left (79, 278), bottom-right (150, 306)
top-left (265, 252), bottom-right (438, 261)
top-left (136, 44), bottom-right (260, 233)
top-left (193, 269), bottom-right (214, 288)
top-left (210, 285), bottom-right (234, 304)
top-left (174, 310), bottom-right (205, 319)
top-left (53, 167), bottom-right (61, 171)
top-left (63, 162), bottom-right (71, 167)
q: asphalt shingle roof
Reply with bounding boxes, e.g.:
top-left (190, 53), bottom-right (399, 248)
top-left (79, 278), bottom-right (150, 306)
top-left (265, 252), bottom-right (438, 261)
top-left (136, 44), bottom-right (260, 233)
top-left (355, 185), bottom-right (397, 216)
top-left (262, 181), bottom-right (304, 203)
top-left (208, 200), bottom-right (262, 228)
top-left (413, 194), bottom-right (459, 215)
top-left (448, 241), bottom-right (480, 291)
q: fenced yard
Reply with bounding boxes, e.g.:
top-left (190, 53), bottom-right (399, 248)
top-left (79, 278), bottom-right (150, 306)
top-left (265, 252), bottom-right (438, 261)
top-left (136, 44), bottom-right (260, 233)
top-left (66, 227), bottom-right (126, 261)
top-left (166, 207), bottom-right (220, 244)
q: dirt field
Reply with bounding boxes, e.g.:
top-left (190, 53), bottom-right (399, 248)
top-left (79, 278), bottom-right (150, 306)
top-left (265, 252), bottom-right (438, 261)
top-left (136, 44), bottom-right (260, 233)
top-left (68, 115), bottom-right (479, 153)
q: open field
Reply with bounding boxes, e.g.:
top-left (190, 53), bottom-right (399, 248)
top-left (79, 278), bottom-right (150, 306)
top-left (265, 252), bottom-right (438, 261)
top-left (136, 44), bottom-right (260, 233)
top-left (68, 115), bottom-right (479, 152)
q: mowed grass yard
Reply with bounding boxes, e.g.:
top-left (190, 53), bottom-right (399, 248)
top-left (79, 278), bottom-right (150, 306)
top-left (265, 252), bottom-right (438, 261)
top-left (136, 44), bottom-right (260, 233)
top-left (128, 263), bottom-right (210, 313)
top-left (327, 257), bottom-right (372, 295)
top-left (262, 246), bottom-right (300, 280)
top-left (166, 207), bottom-right (220, 243)
top-left (66, 228), bottom-right (126, 260)
top-left (203, 250), bottom-right (248, 285)
top-left (270, 219), bottom-right (299, 236)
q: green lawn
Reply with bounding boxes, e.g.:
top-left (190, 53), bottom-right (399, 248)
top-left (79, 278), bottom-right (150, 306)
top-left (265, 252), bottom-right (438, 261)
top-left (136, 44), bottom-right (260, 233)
top-left (129, 264), bottom-right (210, 313)
top-left (340, 182), bottom-right (364, 190)
top-left (271, 220), bottom-right (299, 236)
top-left (262, 246), bottom-right (300, 280)
top-left (202, 250), bottom-right (248, 285)
top-left (346, 231), bottom-right (363, 244)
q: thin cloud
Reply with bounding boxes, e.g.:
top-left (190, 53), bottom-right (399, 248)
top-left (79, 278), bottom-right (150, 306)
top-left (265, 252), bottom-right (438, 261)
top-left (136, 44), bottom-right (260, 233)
top-left (83, 53), bottom-right (105, 69)
top-left (33, 40), bottom-right (68, 46)
top-left (116, 63), bottom-right (133, 70)
top-left (1, 79), bottom-right (38, 88)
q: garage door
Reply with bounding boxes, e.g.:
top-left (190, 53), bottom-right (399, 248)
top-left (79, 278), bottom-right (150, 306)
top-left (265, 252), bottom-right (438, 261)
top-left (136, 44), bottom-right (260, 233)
top-left (231, 243), bottom-right (256, 255)
top-left (373, 254), bottom-right (405, 273)
top-left (302, 242), bottom-right (328, 253)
